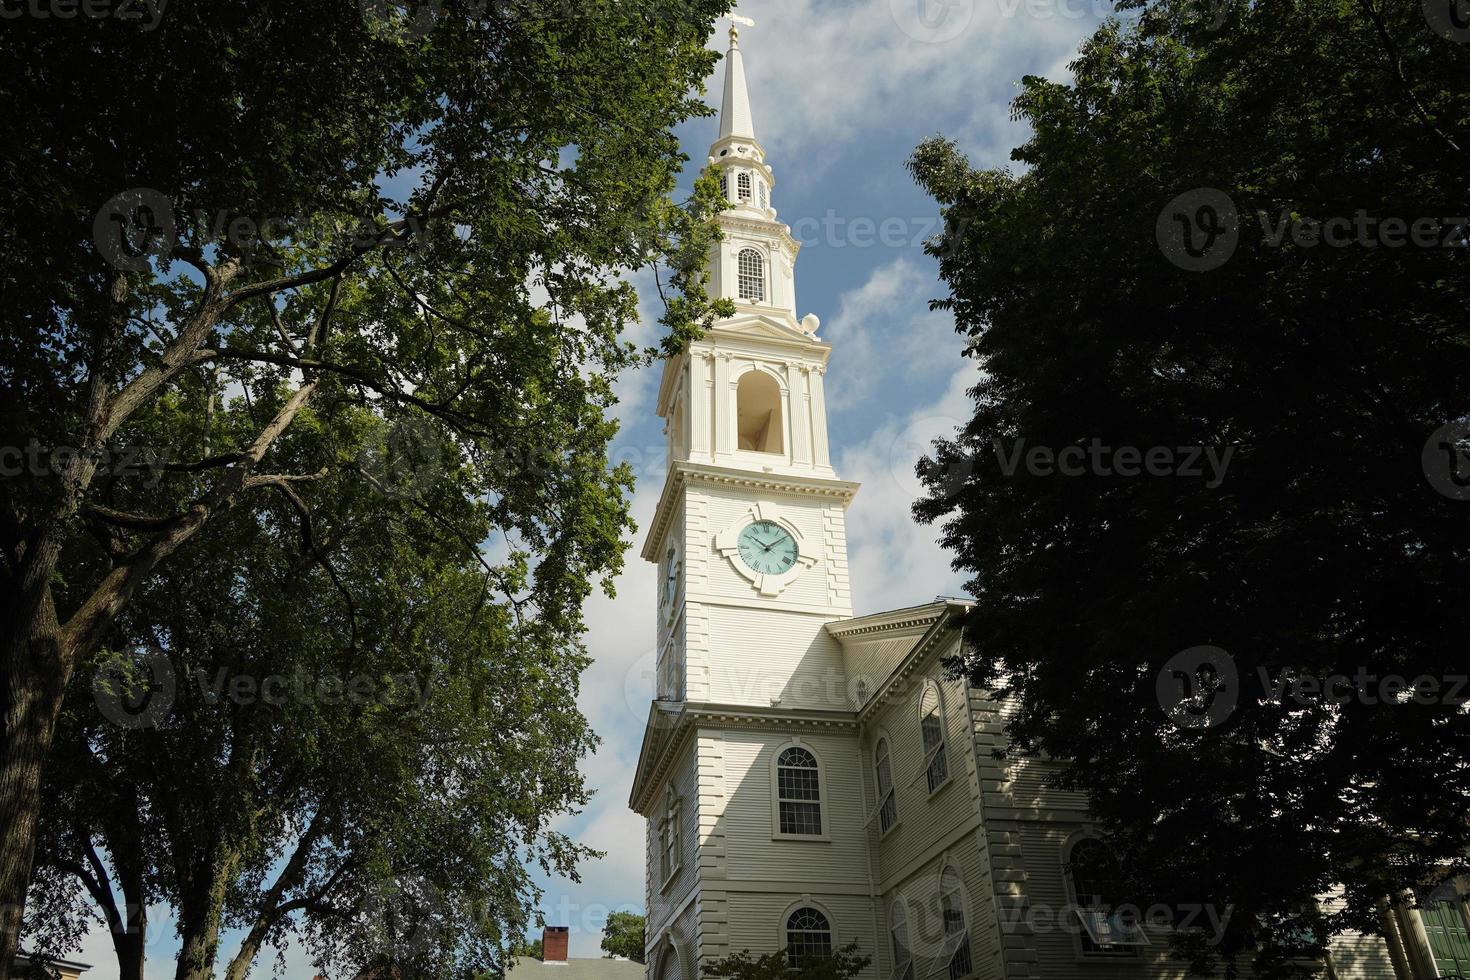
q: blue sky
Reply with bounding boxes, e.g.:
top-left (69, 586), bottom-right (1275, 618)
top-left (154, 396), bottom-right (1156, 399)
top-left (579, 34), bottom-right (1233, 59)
top-left (70, 0), bottom-right (1108, 973)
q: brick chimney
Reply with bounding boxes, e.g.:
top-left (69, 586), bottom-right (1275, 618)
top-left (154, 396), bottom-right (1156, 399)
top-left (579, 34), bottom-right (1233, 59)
top-left (542, 926), bottom-right (569, 963)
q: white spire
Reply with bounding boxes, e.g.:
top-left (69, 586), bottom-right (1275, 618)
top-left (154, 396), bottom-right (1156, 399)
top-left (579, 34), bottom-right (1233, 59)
top-left (718, 17), bottom-right (756, 142)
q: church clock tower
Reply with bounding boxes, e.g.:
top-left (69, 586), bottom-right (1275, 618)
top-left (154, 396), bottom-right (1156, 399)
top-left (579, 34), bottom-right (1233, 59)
top-left (631, 19), bottom-right (870, 980)
top-left (641, 19), bottom-right (859, 715)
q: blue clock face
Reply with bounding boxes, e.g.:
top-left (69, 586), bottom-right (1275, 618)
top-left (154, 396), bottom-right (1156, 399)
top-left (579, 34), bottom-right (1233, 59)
top-left (737, 521), bottom-right (798, 576)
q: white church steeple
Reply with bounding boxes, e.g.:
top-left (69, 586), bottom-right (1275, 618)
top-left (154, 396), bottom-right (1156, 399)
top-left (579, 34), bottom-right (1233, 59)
top-left (640, 18), bottom-right (857, 695)
top-left (703, 18), bottom-right (813, 332)
top-left (718, 21), bottom-right (756, 143)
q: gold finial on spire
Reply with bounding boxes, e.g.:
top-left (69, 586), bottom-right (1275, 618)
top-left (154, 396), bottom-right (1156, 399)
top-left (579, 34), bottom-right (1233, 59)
top-left (726, 12), bottom-right (755, 43)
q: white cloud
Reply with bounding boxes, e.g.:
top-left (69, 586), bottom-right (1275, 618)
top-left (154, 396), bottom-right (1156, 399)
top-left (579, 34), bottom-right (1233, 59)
top-left (705, 0), bottom-right (1100, 180)
top-left (824, 256), bottom-right (960, 412)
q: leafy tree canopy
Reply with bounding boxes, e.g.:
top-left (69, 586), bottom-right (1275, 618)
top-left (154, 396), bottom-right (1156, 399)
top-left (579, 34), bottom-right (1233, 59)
top-left (909, 0), bottom-right (1469, 976)
top-left (1, 0), bottom-right (735, 977)
top-left (600, 910), bottom-right (646, 963)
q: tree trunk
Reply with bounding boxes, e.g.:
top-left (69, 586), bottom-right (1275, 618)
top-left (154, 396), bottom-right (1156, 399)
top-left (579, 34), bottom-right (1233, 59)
top-left (114, 906), bottom-right (147, 980)
top-left (112, 851), bottom-right (149, 980)
top-left (173, 854), bottom-right (237, 980)
top-left (0, 576), bottom-right (70, 980)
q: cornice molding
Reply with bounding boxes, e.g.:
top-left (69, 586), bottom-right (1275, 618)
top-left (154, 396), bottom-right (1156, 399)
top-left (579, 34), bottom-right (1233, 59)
top-left (717, 212), bottom-right (801, 256)
top-left (641, 462), bottom-right (860, 562)
top-left (855, 602), bottom-right (970, 722)
top-left (825, 601), bottom-right (951, 639)
top-left (628, 700), bottom-right (861, 813)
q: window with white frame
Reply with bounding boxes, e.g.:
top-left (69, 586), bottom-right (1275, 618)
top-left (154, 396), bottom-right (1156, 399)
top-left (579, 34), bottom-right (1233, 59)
top-left (875, 738), bottom-right (898, 834)
top-left (759, 179), bottom-right (769, 210)
top-left (785, 907), bottom-right (833, 966)
top-left (890, 899), bottom-right (914, 980)
top-left (941, 867), bottom-right (973, 979)
top-left (720, 172), bottom-right (729, 201)
top-left (738, 171), bottom-right (753, 201)
top-left (658, 786), bottom-right (682, 885)
top-left (920, 685), bottom-right (950, 793)
top-left (776, 746), bottom-right (823, 835)
top-left (738, 247), bottom-right (765, 303)
top-left (1066, 837), bottom-right (1146, 955)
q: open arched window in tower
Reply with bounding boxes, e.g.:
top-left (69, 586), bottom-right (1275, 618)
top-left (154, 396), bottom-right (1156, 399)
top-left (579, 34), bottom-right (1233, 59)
top-left (920, 685), bottom-right (950, 793)
top-left (776, 746), bottom-right (822, 835)
top-left (785, 907), bottom-right (833, 965)
top-left (736, 370), bottom-right (783, 454)
top-left (738, 171), bottom-right (753, 202)
top-left (737, 247), bottom-right (766, 303)
top-left (720, 172), bottom-right (730, 202)
top-left (759, 179), bottom-right (769, 210)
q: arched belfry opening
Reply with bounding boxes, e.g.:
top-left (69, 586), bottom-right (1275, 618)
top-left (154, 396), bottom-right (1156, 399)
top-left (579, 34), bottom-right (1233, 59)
top-left (737, 370), bottom-right (784, 454)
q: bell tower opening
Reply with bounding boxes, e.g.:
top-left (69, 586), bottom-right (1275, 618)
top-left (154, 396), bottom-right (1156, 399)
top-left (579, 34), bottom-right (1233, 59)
top-left (737, 370), bottom-right (784, 454)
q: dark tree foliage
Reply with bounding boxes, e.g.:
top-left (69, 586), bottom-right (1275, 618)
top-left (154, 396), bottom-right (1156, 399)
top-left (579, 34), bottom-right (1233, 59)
top-left (909, 0), bottom-right (1469, 976)
top-left (0, 0), bottom-right (734, 977)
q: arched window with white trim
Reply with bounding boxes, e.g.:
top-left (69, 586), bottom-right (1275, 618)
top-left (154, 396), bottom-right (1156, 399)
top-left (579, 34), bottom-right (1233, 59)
top-left (785, 907), bottom-right (833, 965)
top-left (738, 247), bottom-right (766, 303)
top-left (890, 899), bottom-right (914, 979)
top-left (920, 685), bottom-right (950, 793)
top-left (875, 737), bottom-right (897, 834)
top-left (776, 746), bottom-right (822, 836)
top-left (759, 179), bottom-right (769, 210)
top-left (719, 172), bottom-right (730, 202)
top-left (738, 171), bottom-right (753, 202)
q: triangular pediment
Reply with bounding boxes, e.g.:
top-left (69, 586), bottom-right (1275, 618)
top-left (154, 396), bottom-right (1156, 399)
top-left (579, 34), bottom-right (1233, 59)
top-left (710, 312), bottom-right (823, 348)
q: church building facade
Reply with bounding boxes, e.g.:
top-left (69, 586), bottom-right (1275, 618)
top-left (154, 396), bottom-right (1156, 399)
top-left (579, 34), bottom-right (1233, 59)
top-left (627, 22), bottom-right (1466, 980)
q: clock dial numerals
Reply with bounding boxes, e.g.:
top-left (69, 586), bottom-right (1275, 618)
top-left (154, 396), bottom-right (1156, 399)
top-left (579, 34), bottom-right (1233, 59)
top-left (736, 521), bottom-right (799, 576)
